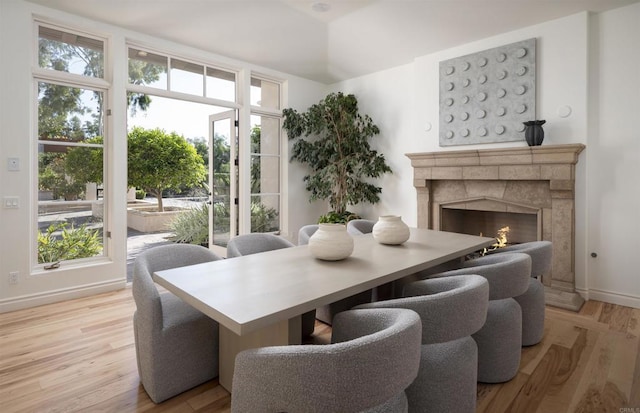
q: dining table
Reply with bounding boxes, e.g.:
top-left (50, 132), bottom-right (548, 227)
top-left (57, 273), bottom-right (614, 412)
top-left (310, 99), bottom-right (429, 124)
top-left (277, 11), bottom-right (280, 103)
top-left (153, 227), bottom-right (494, 391)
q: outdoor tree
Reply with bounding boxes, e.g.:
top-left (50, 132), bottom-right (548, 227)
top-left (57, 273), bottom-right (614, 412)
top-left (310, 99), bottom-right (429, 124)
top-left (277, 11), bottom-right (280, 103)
top-left (65, 136), bottom-right (104, 185)
top-left (127, 127), bottom-right (206, 212)
top-left (38, 38), bottom-right (162, 198)
top-left (282, 92), bottom-right (392, 221)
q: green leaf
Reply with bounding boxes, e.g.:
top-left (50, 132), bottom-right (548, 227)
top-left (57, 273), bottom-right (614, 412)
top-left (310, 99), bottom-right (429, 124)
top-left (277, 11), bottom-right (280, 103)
top-left (282, 92), bottom-right (392, 214)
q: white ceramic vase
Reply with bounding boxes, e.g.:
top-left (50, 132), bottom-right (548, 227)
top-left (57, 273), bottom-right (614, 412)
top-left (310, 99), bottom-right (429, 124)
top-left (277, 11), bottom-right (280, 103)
top-left (372, 215), bottom-right (410, 245)
top-left (308, 223), bottom-right (354, 261)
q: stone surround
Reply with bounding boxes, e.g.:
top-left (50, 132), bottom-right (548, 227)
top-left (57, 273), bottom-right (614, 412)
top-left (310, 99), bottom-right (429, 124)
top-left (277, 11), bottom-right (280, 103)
top-left (406, 144), bottom-right (586, 311)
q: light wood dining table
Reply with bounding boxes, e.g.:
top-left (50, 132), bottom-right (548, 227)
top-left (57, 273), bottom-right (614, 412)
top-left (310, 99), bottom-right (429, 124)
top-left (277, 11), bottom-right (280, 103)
top-left (153, 228), bottom-right (494, 391)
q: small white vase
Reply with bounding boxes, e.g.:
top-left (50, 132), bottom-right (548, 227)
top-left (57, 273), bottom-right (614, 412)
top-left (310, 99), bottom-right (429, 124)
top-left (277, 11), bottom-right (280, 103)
top-left (372, 215), bottom-right (410, 245)
top-left (308, 223), bottom-right (354, 261)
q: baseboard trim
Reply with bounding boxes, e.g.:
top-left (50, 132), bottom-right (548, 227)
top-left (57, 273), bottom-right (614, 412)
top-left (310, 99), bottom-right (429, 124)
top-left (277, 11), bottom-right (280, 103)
top-left (0, 279), bottom-right (127, 313)
top-left (578, 287), bottom-right (640, 309)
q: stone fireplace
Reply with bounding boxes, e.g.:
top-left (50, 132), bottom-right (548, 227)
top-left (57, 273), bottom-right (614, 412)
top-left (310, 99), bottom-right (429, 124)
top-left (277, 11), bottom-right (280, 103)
top-left (407, 144), bottom-right (585, 311)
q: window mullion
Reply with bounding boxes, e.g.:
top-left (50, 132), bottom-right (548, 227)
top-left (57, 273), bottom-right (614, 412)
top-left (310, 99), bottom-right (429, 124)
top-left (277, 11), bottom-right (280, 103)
top-left (32, 67), bottom-right (110, 90)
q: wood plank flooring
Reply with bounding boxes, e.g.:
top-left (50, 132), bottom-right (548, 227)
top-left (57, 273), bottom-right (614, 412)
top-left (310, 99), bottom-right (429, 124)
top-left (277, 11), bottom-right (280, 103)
top-left (0, 287), bottom-right (638, 412)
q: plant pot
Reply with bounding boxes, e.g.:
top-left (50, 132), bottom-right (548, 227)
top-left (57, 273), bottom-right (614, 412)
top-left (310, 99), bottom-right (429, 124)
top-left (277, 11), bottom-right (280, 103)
top-left (523, 120), bottom-right (546, 146)
top-left (372, 215), bottom-right (410, 245)
top-left (308, 223), bottom-right (354, 261)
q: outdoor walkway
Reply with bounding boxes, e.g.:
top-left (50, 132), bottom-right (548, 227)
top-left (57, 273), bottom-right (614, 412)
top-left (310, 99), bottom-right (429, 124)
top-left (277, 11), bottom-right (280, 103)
top-left (126, 228), bottom-right (173, 282)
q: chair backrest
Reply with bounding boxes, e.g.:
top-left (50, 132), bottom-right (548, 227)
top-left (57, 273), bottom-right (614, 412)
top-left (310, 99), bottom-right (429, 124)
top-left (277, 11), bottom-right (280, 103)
top-left (132, 244), bottom-right (221, 332)
top-left (436, 252), bottom-right (531, 301)
top-left (491, 240), bottom-right (552, 277)
top-left (357, 274), bottom-right (489, 344)
top-left (297, 224), bottom-right (319, 246)
top-left (346, 219), bottom-right (376, 235)
top-left (231, 308), bottom-right (422, 413)
top-left (226, 233), bottom-right (294, 257)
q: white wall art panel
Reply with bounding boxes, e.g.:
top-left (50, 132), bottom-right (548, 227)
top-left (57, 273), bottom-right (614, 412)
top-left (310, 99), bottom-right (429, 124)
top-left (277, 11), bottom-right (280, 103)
top-left (439, 38), bottom-right (536, 146)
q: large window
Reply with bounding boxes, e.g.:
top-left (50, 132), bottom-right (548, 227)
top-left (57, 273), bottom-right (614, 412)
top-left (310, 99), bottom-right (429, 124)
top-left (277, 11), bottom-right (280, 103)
top-left (250, 77), bottom-right (282, 234)
top-left (35, 23), bottom-right (108, 268)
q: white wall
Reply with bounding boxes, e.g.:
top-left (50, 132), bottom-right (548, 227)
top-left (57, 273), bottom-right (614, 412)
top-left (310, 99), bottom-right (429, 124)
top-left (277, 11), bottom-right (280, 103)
top-left (585, 3), bottom-right (640, 307)
top-left (333, 8), bottom-right (639, 308)
top-left (0, 0), bottom-right (326, 311)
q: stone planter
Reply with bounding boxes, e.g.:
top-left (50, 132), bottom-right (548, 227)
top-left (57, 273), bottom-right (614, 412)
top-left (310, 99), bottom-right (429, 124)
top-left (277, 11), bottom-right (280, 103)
top-left (127, 203), bottom-right (186, 233)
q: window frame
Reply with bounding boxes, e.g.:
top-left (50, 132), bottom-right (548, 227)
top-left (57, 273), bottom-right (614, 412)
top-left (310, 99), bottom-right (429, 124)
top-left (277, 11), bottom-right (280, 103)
top-left (248, 73), bottom-right (285, 235)
top-left (32, 21), bottom-right (111, 273)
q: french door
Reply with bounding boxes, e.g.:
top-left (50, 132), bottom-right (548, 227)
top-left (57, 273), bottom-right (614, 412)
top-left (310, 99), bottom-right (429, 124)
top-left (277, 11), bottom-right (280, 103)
top-left (208, 110), bottom-right (238, 257)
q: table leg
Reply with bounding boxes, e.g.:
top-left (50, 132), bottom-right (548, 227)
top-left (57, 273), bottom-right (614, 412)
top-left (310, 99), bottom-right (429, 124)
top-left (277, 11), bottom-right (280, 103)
top-left (218, 315), bottom-right (302, 392)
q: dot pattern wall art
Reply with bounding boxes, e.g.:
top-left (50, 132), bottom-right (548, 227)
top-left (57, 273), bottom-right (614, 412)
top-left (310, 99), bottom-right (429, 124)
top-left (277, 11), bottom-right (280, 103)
top-left (439, 38), bottom-right (536, 146)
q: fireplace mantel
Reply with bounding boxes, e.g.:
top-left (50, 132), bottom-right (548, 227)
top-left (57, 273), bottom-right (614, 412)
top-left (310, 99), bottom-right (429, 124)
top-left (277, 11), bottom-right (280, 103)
top-left (406, 144), bottom-right (586, 311)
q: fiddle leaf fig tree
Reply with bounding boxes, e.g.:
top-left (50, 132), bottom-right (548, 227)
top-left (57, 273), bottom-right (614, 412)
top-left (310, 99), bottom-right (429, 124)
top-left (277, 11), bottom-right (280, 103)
top-left (282, 92), bottom-right (392, 220)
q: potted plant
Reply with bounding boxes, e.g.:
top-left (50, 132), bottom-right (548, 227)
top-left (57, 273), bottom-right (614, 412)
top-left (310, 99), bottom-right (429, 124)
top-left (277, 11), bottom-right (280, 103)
top-left (282, 92), bottom-right (392, 223)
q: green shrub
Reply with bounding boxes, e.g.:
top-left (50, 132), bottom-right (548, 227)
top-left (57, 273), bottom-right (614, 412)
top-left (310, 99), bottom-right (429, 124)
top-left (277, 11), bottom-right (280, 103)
top-left (168, 201), bottom-right (278, 246)
top-left (169, 203), bottom-right (209, 246)
top-left (213, 201), bottom-right (231, 234)
top-left (251, 202), bottom-right (278, 233)
top-left (38, 223), bottom-right (102, 264)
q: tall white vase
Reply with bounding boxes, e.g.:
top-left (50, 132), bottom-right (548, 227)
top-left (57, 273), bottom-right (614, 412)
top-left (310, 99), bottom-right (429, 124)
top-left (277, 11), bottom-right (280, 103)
top-left (308, 223), bottom-right (354, 261)
top-left (372, 215), bottom-right (410, 245)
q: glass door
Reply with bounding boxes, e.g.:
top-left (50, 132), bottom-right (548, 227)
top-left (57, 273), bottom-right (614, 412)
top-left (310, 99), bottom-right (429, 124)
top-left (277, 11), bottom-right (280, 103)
top-left (208, 111), bottom-right (237, 257)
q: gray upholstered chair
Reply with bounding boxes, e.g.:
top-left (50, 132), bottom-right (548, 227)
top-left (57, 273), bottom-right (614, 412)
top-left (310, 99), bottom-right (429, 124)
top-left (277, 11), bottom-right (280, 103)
top-left (347, 218), bottom-right (376, 236)
top-left (490, 241), bottom-right (551, 346)
top-left (231, 308), bottom-right (422, 413)
top-left (226, 233), bottom-right (294, 258)
top-left (227, 233), bottom-right (316, 338)
top-left (429, 252), bottom-right (531, 383)
top-left (132, 244), bottom-right (221, 403)
top-left (357, 275), bottom-right (489, 413)
top-left (297, 224), bottom-right (319, 246)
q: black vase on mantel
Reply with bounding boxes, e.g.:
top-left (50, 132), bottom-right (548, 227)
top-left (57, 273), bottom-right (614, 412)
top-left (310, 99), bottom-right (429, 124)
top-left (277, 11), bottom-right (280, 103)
top-left (523, 120), bottom-right (546, 146)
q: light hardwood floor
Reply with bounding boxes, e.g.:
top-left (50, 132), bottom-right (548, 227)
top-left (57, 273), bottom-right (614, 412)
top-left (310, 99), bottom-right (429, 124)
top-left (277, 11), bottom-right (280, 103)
top-left (0, 287), bottom-right (638, 412)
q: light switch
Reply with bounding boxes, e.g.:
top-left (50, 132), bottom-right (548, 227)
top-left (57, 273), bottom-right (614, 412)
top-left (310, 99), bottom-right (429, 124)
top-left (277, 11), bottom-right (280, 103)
top-left (3, 196), bottom-right (19, 209)
top-left (8, 157), bottom-right (19, 171)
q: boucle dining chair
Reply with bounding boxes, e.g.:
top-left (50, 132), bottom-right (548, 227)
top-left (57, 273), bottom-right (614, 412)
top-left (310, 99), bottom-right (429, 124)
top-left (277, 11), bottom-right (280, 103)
top-left (489, 241), bottom-right (551, 346)
top-left (346, 218), bottom-right (376, 236)
top-left (227, 233), bottom-right (316, 338)
top-left (132, 244), bottom-right (222, 403)
top-left (231, 308), bottom-right (422, 413)
top-left (356, 275), bottom-right (489, 413)
top-left (297, 224), bottom-right (318, 246)
top-left (429, 252), bottom-right (531, 383)
top-left (226, 232), bottom-right (294, 258)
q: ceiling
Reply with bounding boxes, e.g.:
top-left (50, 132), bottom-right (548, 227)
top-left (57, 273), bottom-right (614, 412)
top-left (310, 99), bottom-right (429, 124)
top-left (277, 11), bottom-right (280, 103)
top-left (26, 0), bottom-right (639, 84)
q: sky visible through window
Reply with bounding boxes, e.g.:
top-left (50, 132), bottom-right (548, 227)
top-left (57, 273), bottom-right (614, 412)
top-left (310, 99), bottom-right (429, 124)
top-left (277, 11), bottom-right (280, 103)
top-left (127, 86), bottom-right (261, 141)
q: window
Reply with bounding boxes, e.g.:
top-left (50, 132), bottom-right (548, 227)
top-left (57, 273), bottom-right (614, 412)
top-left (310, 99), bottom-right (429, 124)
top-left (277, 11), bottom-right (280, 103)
top-left (250, 76), bottom-right (282, 234)
top-left (39, 25), bottom-right (104, 78)
top-left (251, 77), bottom-right (280, 110)
top-left (128, 47), bottom-right (236, 102)
top-left (250, 115), bottom-right (280, 233)
top-left (35, 23), bottom-right (108, 267)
